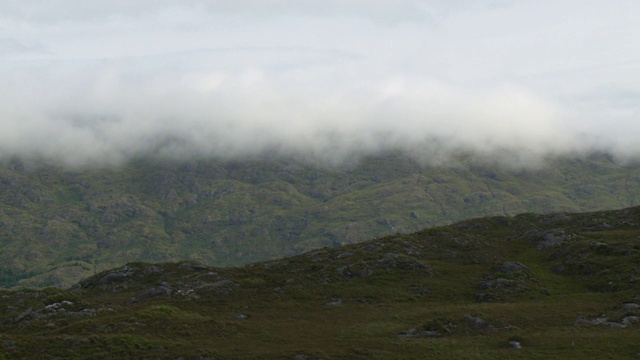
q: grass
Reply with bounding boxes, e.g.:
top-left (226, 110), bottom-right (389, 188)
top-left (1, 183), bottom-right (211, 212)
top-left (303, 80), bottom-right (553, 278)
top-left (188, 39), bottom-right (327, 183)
top-left (1, 206), bottom-right (640, 358)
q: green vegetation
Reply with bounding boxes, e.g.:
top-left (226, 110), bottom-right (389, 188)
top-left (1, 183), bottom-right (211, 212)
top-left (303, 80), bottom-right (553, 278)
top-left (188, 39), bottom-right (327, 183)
top-left (1, 206), bottom-right (639, 358)
top-left (2, 153), bottom-right (640, 288)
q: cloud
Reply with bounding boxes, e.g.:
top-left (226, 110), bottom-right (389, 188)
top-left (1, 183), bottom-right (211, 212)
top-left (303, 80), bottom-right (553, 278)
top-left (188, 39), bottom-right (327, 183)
top-left (1, 1), bottom-right (639, 167)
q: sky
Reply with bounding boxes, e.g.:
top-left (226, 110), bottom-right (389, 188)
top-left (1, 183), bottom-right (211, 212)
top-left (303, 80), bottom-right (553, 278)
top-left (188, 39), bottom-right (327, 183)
top-left (1, 0), bottom-right (639, 167)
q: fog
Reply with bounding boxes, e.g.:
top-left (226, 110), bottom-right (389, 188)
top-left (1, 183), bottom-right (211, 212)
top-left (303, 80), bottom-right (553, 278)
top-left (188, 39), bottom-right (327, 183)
top-left (1, 1), bottom-right (639, 167)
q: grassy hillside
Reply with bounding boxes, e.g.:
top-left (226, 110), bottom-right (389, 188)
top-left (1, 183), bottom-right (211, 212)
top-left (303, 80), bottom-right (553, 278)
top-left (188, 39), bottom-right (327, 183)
top-left (1, 206), bottom-right (639, 359)
top-left (1, 153), bottom-right (640, 288)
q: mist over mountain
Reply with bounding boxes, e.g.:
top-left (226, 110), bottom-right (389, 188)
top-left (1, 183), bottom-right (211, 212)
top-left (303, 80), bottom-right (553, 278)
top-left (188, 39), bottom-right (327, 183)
top-left (2, 1), bottom-right (640, 167)
top-left (1, 152), bottom-right (639, 289)
top-left (3, 4), bottom-right (640, 358)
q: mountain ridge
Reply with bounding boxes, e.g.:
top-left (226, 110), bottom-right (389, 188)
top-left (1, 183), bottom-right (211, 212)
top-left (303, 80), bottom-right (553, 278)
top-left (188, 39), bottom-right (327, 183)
top-left (1, 152), bottom-right (640, 288)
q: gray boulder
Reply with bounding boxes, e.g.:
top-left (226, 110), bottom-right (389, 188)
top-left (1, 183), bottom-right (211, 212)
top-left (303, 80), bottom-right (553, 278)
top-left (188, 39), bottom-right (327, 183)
top-left (497, 261), bottom-right (530, 274)
top-left (463, 314), bottom-right (491, 329)
top-left (98, 272), bottom-right (123, 285)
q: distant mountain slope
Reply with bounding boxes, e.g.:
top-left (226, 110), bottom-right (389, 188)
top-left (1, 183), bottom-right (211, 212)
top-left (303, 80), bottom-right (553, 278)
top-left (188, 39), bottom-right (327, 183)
top-left (1, 206), bottom-right (639, 358)
top-left (1, 152), bottom-right (640, 288)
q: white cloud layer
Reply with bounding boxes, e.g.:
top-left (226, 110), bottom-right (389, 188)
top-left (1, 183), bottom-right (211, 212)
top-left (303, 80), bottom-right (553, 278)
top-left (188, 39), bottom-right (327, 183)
top-left (1, 1), bottom-right (639, 167)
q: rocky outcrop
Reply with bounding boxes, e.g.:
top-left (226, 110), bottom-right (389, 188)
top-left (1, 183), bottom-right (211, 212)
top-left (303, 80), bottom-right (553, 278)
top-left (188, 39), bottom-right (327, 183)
top-left (475, 261), bottom-right (535, 302)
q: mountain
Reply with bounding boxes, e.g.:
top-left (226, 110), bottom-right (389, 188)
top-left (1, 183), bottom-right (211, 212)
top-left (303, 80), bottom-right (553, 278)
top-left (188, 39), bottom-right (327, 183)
top-left (1, 206), bottom-right (639, 359)
top-left (2, 152), bottom-right (640, 288)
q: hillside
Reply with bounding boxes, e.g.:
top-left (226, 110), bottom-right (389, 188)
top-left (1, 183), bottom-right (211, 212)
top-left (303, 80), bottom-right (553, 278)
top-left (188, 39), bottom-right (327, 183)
top-left (2, 153), bottom-right (640, 288)
top-left (1, 206), bottom-right (639, 359)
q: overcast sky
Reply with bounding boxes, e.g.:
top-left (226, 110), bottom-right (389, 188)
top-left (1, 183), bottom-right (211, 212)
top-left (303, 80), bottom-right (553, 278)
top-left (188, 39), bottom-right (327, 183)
top-left (1, 1), bottom-right (639, 167)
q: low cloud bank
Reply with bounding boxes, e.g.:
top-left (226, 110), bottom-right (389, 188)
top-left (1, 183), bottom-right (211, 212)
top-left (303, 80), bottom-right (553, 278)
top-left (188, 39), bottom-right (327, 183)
top-left (1, 1), bottom-right (639, 168)
top-left (0, 56), bottom-right (634, 168)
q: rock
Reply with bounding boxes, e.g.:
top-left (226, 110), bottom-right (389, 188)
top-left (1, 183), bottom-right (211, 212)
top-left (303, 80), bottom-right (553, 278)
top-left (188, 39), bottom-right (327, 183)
top-left (622, 303), bottom-right (640, 311)
top-left (538, 232), bottom-right (562, 249)
top-left (45, 301), bottom-right (73, 312)
top-left (463, 314), bottom-right (490, 329)
top-left (602, 321), bottom-right (626, 328)
top-left (621, 316), bottom-right (640, 326)
top-left (209, 280), bottom-right (239, 288)
top-left (575, 316), bottom-right (609, 326)
top-left (497, 261), bottom-right (530, 274)
top-left (142, 285), bottom-right (171, 297)
top-left (74, 308), bottom-right (98, 317)
top-left (400, 328), bottom-right (418, 337)
top-left (326, 298), bottom-right (342, 307)
top-left (336, 251), bottom-right (354, 259)
top-left (132, 283), bottom-right (172, 302)
top-left (99, 272), bottom-right (123, 285)
top-left (378, 253), bottom-right (399, 269)
top-left (525, 229), bottom-right (572, 250)
top-left (478, 278), bottom-right (515, 290)
top-left (509, 341), bottom-right (522, 349)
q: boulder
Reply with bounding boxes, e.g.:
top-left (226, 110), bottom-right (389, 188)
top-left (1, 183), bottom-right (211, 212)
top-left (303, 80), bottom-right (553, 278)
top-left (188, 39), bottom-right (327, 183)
top-left (463, 314), bottom-right (490, 329)
top-left (478, 278), bottom-right (515, 290)
top-left (140, 285), bottom-right (171, 298)
top-left (497, 261), bottom-right (530, 274)
top-left (508, 340), bottom-right (522, 349)
top-left (131, 283), bottom-right (172, 302)
top-left (621, 316), bottom-right (640, 326)
top-left (98, 272), bottom-right (123, 285)
top-left (209, 280), bottom-right (240, 288)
